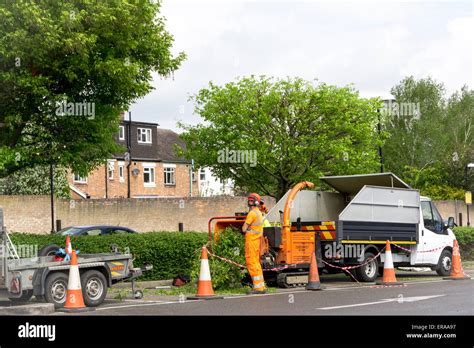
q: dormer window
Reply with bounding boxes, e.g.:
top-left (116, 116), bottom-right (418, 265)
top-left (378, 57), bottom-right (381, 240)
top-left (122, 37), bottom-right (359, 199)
top-left (137, 128), bottom-right (152, 143)
top-left (119, 126), bottom-right (125, 140)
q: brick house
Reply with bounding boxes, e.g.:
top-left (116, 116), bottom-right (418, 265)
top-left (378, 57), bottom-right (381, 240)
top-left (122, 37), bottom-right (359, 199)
top-left (68, 115), bottom-right (198, 199)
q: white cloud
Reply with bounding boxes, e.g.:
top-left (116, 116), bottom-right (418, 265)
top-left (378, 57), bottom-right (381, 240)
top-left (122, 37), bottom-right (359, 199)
top-left (129, 0), bottom-right (473, 131)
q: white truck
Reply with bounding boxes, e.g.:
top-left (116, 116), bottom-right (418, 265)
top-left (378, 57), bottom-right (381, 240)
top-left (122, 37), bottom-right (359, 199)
top-left (264, 172), bottom-right (456, 284)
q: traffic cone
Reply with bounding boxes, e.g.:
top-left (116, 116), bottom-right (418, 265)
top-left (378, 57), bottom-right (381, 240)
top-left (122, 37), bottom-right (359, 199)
top-left (444, 240), bottom-right (471, 280)
top-left (187, 246), bottom-right (223, 300)
top-left (65, 235), bottom-right (72, 256)
top-left (376, 241), bottom-right (404, 285)
top-left (58, 250), bottom-right (94, 312)
top-left (306, 251), bottom-right (324, 290)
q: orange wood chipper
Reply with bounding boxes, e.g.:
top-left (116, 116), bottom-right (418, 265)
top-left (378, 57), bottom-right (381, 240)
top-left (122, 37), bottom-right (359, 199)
top-left (208, 181), bottom-right (334, 287)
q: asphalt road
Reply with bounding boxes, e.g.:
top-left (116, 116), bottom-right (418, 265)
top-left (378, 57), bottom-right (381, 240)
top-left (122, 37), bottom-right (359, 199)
top-left (73, 275), bottom-right (473, 316)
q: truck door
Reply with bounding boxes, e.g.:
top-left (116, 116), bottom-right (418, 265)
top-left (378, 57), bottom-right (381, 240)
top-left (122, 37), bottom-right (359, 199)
top-left (420, 201), bottom-right (450, 265)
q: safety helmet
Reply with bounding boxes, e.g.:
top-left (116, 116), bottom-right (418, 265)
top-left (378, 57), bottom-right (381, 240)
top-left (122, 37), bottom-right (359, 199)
top-left (247, 193), bottom-right (261, 206)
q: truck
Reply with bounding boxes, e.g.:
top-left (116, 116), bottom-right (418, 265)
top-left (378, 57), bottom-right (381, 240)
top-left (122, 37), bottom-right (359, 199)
top-left (209, 172), bottom-right (456, 287)
top-left (0, 208), bottom-right (148, 308)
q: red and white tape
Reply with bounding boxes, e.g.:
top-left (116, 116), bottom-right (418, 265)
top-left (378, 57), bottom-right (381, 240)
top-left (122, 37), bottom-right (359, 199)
top-left (206, 249), bottom-right (294, 272)
top-left (206, 249), bottom-right (247, 269)
top-left (391, 243), bottom-right (449, 254)
top-left (322, 247), bottom-right (386, 271)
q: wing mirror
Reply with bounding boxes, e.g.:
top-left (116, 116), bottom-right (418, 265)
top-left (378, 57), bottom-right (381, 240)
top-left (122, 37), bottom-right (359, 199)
top-left (447, 217), bottom-right (455, 229)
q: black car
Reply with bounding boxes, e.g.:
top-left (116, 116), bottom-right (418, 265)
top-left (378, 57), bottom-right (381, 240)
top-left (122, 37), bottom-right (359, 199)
top-left (55, 225), bottom-right (137, 236)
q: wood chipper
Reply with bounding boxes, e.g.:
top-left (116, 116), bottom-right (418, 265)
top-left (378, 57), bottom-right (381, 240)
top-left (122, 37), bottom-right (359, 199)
top-left (208, 181), bottom-right (329, 287)
top-left (209, 172), bottom-right (457, 287)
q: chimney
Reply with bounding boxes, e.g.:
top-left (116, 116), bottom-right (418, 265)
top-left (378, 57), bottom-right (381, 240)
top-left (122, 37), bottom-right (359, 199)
top-left (119, 111), bottom-right (125, 121)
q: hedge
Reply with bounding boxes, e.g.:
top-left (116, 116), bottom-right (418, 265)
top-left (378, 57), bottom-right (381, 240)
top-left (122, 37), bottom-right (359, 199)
top-left (453, 227), bottom-right (474, 260)
top-left (10, 232), bottom-right (208, 281)
top-left (9, 227), bottom-right (474, 283)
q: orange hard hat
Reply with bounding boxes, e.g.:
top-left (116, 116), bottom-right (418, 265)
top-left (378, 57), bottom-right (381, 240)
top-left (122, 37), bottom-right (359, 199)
top-left (248, 193), bottom-right (261, 205)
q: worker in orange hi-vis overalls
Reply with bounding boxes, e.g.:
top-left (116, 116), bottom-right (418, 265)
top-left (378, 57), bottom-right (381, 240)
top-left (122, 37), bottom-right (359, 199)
top-left (242, 193), bottom-right (267, 294)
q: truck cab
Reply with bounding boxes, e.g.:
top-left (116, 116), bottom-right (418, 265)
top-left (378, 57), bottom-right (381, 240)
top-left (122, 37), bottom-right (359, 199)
top-left (417, 196), bottom-right (455, 268)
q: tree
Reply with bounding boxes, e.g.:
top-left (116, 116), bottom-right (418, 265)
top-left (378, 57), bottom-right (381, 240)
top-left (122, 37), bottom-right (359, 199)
top-left (383, 77), bottom-right (474, 197)
top-left (444, 86), bottom-right (474, 191)
top-left (0, 0), bottom-right (185, 177)
top-left (383, 76), bottom-right (446, 171)
top-left (178, 76), bottom-right (382, 199)
top-left (0, 165), bottom-right (71, 198)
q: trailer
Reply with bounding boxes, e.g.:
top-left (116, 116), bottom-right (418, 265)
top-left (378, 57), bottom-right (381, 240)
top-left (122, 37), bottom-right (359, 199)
top-left (0, 208), bottom-right (148, 308)
top-left (209, 172), bottom-right (456, 287)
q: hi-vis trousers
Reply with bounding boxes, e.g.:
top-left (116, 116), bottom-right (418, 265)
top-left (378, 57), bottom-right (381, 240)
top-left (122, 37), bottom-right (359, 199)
top-left (245, 232), bottom-right (266, 291)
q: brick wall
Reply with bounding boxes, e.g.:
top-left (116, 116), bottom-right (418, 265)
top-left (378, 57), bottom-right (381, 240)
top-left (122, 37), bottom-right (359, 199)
top-left (1, 196), bottom-right (469, 235)
top-left (68, 162), bottom-right (198, 199)
top-left (433, 200), bottom-right (472, 226)
top-left (0, 195), bottom-right (276, 234)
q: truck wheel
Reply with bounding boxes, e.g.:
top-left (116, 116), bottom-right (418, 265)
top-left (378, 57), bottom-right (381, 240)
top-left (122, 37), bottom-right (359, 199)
top-left (80, 270), bottom-right (108, 307)
top-left (355, 252), bottom-right (379, 282)
top-left (38, 244), bottom-right (60, 257)
top-left (435, 249), bottom-right (452, 276)
top-left (44, 272), bottom-right (68, 308)
top-left (8, 290), bottom-right (33, 303)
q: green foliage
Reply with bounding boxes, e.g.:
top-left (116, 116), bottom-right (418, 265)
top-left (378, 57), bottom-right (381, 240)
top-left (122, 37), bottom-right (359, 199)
top-left (10, 232), bottom-right (207, 281)
top-left (0, 165), bottom-right (70, 198)
top-left (420, 185), bottom-right (465, 200)
top-left (453, 227), bottom-right (474, 245)
top-left (383, 77), bottom-right (474, 198)
top-left (178, 76), bottom-right (383, 199)
top-left (453, 227), bottom-right (474, 260)
top-left (0, 1), bottom-right (185, 177)
top-left (190, 227), bottom-right (247, 290)
top-left (400, 164), bottom-right (465, 199)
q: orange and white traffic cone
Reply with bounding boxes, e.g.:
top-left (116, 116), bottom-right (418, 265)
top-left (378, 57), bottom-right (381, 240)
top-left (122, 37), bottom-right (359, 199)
top-left (58, 250), bottom-right (93, 312)
top-left (187, 246), bottom-right (223, 300)
top-left (306, 251), bottom-right (324, 290)
top-left (376, 241), bottom-right (404, 286)
top-left (444, 240), bottom-right (471, 280)
top-left (65, 235), bottom-right (72, 256)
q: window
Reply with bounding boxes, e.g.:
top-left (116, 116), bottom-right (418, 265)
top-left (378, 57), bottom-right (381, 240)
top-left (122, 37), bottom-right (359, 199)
top-left (200, 168), bottom-right (206, 181)
top-left (118, 164), bottom-right (125, 182)
top-left (109, 229), bottom-right (132, 235)
top-left (421, 201), bottom-right (444, 234)
top-left (84, 229), bottom-right (101, 236)
top-left (164, 166), bottom-right (176, 185)
top-left (137, 128), bottom-right (152, 143)
top-left (108, 161), bottom-right (115, 180)
top-left (73, 173), bottom-right (87, 183)
top-left (119, 126), bottom-right (125, 140)
top-left (143, 166), bottom-right (155, 187)
top-left (192, 171), bottom-right (197, 182)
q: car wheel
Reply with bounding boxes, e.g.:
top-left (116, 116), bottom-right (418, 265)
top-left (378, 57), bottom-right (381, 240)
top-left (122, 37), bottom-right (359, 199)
top-left (38, 244), bottom-right (61, 257)
top-left (9, 290), bottom-right (33, 303)
top-left (355, 252), bottom-right (379, 282)
top-left (435, 249), bottom-right (452, 276)
top-left (81, 270), bottom-right (108, 307)
top-left (44, 272), bottom-right (68, 308)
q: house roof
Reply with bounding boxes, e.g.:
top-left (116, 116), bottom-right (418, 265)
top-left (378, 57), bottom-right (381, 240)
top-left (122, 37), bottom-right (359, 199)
top-left (156, 128), bottom-right (189, 163)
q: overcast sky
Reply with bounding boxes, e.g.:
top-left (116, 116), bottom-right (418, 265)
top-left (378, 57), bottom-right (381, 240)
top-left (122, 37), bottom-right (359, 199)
top-left (128, 0), bottom-right (473, 131)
